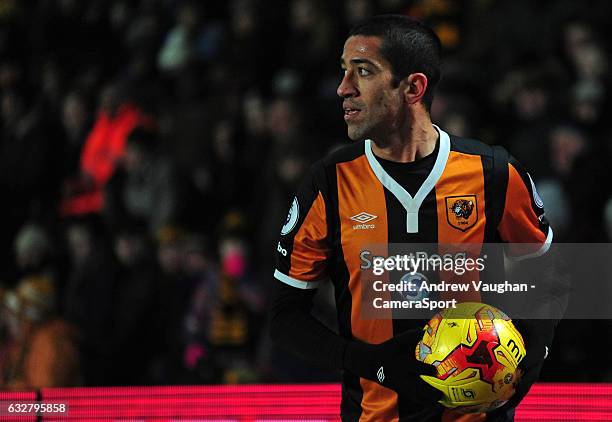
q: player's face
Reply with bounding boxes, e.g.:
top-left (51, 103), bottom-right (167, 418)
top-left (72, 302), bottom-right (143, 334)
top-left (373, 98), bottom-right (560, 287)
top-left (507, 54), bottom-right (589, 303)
top-left (338, 35), bottom-right (405, 142)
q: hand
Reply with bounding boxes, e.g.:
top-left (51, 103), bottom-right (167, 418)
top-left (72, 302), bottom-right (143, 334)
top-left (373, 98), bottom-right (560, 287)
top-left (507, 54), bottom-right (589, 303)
top-left (343, 328), bottom-right (442, 405)
top-left (486, 320), bottom-right (553, 419)
top-left (511, 318), bottom-right (553, 403)
top-left (507, 342), bottom-right (547, 407)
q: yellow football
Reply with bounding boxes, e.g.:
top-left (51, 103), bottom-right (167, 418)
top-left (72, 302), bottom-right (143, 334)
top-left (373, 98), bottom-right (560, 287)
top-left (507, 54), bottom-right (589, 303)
top-left (416, 302), bottom-right (526, 413)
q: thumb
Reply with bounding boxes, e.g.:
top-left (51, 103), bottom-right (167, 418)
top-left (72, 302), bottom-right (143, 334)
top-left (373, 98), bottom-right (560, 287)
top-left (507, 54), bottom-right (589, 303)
top-left (520, 343), bottom-right (547, 370)
top-left (419, 374), bottom-right (446, 403)
top-left (411, 360), bottom-right (438, 376)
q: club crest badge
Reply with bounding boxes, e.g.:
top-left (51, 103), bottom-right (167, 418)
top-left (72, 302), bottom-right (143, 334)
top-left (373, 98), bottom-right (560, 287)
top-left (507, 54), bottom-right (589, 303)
top-left (446, 195), bottom-right (478, 232)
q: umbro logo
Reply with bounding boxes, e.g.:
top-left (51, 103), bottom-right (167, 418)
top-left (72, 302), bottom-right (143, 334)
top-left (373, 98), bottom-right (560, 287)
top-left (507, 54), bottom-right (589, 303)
top-left (377, 366), bottom-right (385, 383)
top-left (351, 212), bottom-right (377, 223)
top-left (350, 212), bottom-right (377, 230)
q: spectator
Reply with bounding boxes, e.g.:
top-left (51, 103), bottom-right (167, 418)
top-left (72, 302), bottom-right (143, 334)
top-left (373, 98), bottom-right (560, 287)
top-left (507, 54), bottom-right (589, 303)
top-left (104, 127), bottom-right (181, 237)
top-left (157, 1), bottom-right (224, 73)
top-left (155, 227), bottom-right (209, 384)
top-left (14, 222), bottom-right (56, 282)
top-left (110, 225), bottom-right (161, 385)
top-left (0, 89), bottom-right (64, 271)
top-left (60, 81), bottom-right (154, 217)
top-left (62, 219), bottom-right (117, 385)
top-left (0, 275), bottom-right (81, 389)
top-left (183, 229), bottom-right (260, 384)
top-left (60, 90), bottom-right (93, 181)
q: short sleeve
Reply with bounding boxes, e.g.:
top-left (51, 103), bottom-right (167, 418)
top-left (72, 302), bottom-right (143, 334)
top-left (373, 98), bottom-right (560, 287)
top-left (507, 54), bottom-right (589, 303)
top-left (498, 157), bottom-right (553, 260)
top-left (274, 163), bottom-right (331, 289)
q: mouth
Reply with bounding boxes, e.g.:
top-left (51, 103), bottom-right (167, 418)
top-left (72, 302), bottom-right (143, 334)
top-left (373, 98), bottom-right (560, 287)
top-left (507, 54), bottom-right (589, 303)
top-left (343, 104), bottom-right (362, 122)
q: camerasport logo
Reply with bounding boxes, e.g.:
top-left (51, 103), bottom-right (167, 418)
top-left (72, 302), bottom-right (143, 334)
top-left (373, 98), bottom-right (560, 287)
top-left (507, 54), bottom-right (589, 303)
top-left (350, 212), bottom-right (377, 230)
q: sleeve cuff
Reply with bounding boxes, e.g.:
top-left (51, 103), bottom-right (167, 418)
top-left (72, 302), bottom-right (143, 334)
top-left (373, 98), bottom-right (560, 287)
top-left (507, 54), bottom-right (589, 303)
top-left (274, 269), bottom-right (321, 289)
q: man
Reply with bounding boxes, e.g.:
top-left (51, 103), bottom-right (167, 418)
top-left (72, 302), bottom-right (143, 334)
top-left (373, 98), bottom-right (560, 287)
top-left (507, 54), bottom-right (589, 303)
top-left (270, 15), bottom-right (555, 421)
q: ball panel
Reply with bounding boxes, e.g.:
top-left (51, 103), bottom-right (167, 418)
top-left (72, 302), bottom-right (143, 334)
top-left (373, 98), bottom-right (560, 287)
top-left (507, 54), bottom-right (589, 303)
top-left (494, 319), bottom-right (526, 367)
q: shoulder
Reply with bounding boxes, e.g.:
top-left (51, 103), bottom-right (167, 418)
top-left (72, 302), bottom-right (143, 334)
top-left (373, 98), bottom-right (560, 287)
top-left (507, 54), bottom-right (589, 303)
top-left (305, 140), bottom-right (365, 186)
top-left (319, 140), bottom-right (365, 169)
top-left (449, 134), bottom-right (497, 158)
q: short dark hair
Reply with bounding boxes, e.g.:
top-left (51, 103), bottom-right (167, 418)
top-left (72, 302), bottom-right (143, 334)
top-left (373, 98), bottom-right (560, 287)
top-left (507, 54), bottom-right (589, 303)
top-left (349, 14), bottom-right (442, 111)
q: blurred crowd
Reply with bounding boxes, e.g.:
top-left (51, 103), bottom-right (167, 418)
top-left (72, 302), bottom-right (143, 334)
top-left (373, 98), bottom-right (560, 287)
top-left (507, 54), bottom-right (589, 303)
top-left (1, 0), bottom-right (612, 390)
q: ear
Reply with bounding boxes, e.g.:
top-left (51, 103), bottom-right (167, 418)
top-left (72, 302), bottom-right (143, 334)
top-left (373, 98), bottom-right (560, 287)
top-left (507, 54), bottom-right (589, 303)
top-left (403, 73), bottom-right (429, 106)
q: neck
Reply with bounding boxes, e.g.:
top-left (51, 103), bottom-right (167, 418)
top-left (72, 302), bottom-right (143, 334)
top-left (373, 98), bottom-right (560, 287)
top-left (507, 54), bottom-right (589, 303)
top-left (370, 112), bottom-right (438, 162)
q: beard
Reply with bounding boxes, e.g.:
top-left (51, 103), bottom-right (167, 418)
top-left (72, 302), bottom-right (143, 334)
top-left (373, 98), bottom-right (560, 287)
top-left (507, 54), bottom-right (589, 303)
top-left (346, 117), bottom-right (377, 141)
top-left (346, 116), bottom-right (386, 142)
top-left (347, 124), bottom-right (367, 141)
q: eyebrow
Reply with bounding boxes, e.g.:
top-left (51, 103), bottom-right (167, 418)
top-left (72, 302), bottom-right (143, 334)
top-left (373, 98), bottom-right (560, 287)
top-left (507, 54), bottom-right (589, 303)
top-left (340, 58), bottom-right (379, 68)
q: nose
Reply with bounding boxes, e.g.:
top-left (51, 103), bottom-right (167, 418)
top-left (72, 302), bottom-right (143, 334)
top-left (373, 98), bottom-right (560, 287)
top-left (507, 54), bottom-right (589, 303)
top-left (337, 71), bottom-right (358, 98)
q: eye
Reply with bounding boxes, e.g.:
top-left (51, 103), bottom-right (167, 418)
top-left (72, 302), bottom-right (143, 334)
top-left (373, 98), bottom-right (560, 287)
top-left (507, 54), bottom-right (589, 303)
top-left (358, 67), bottom-right (371, 77)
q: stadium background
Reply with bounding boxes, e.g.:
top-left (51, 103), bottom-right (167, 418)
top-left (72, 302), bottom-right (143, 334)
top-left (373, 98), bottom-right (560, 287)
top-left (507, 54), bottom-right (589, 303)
top-left (1, 0), bottom-right (612, 417)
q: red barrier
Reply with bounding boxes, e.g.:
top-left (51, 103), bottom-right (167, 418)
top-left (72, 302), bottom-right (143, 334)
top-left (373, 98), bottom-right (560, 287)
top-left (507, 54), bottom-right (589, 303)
top-left (42, 384), bottom-right (342, 421)
top-left (24, 383), bottom-right (612, 421)
top-left (516, 384), bottom-right (612, 421)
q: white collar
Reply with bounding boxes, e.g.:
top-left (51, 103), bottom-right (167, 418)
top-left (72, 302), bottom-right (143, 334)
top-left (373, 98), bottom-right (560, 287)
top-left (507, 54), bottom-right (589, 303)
top-left (364, 125), bottom-right (451, 233)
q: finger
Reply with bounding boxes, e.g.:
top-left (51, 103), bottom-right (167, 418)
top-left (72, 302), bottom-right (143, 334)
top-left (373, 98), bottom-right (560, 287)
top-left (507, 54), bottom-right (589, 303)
top-left (409, 360), bottom-right (438, 376)
top-left (515, 368), bottom-right (524, 385)
top-left (520, 343), bottom-right (547, 370)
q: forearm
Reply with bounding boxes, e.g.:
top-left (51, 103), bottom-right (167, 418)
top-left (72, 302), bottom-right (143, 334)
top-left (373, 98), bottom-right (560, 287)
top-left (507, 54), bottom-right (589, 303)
top-left (515, 249), bottom-right (565, 366)
top-left (269, 281), bottom-right (441, 404)
top-left (269, 281), bottom-right (348, 370)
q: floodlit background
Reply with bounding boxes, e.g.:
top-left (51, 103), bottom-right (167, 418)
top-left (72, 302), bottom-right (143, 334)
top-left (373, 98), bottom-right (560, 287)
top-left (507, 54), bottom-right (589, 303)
top-left (1, 0), bottom-right (611, 391)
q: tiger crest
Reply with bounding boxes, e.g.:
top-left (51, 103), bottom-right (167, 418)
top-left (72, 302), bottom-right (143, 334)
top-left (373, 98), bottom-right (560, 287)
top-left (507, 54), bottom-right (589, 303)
top-left (450, 199), bottom-right (474, 219)
top-left (445, 195), bottom-right (478, 231)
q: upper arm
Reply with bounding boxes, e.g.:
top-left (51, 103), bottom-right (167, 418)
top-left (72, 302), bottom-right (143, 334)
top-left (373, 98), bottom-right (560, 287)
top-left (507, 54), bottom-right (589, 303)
top-left (498, 156), bottom-right (552, 260)
top-left (274, 162), bottom-right (331, 290)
